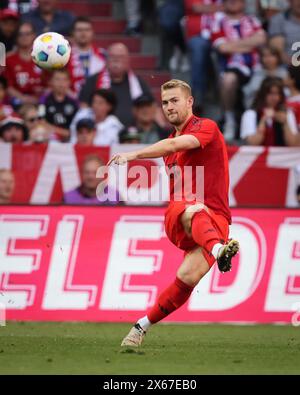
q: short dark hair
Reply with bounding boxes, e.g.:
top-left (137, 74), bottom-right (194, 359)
top-left (72, 16), bottom-right (92, 31)
top-left (287, 64), bottom-right (300, 91)
top-left (92, 89), bottom-right (117, 114)
top-left (50, 68), bottom-right (70, 79)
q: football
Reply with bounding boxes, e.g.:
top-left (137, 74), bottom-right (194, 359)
top-left (31, 32), bottom-right (71, 70)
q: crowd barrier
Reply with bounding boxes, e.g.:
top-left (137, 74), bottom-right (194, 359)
top-left (0, 143), bottom-right (300, 206)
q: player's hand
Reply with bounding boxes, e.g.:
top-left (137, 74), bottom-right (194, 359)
top-left (107, 152), bottom-right (137, 166)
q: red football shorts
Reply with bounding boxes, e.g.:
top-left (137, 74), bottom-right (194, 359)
top-left (164, 201), bottom-right (229, 267)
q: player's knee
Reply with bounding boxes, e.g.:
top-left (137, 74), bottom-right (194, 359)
top-left (176, 267), bottom-right (205, 288)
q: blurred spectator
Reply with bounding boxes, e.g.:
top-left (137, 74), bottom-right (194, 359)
top-left (71, 89), bottom-right (123, 145)
top-left (79, 43), bottom-right (152, 126)
top-left (124, 0), bottom-right (142, 35)
top-left (22, 0), bottom-right (75, 36)
top-left (63, 154), bottom-right (120, 205)
top-left (0, 169), bottom-right (15, 204)
top-left (158, 0), bottom-right (189, 72)
top-left (243, 45), bottom-right (288, 109)
top-left (19, 103), bottom-right (52, 143)
top-left (67, 17), bottom-right (108, 96)
top-left (119, 125), bottom-right (142, 143)
top-left (132, 93), bottom-right (169, 143)
top-left (240, 76), bottom-right (300, 146)
top-left (297, 184), bottom-right (300, 204)
top-left (39, 69), bottom-right (78, 142)
top-left (185, 0), bottom-right (224, 108)
top-left (295, 163), bottom-right (300, 204)
top-left (0, 8), bottom-right (19, 53)
top-left (212, 0), bottom-right (266, 141)
top-left (1, 1), bottom-right (37, 13)
top-left (0, 116), bottom-right (28, 142)
top-left (0, 76), bottom-right (14, 122)
top-left (257, 0), bottom-right (288, 29)
top-left (75, 118), bottom-right (96, 146)
top-left (285, 64), bottom-right (300, 131)
top-left (4, 22), bottom-right (46, 107)
top-left (268, 0), bottom-right (300, 64)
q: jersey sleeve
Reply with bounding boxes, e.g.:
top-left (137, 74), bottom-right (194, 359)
top-left (186, 118), bottom-right (218, 148)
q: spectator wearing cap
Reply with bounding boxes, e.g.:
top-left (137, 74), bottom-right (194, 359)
top-left (0, 8), bottom-right (19, 53)
top-left (0, 116), bottom-right (28, 142)
top-left (63, 154), bottom-right (121, 205)
top-left (71, 89), bottom-right (123, 145)
top-left (76, 118), bottom-right (96, 146)
top-left (0, 169), bottom-right (15, 204)
top-left (119, 126), bottom-right (141, 144)
top-left (132, 94), bottom-right (169, 144)
top-left (22, 0), bottom-right (75, 36)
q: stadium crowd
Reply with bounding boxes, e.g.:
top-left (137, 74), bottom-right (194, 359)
top-left (1, 0), bottom-right (300, 146)
top-left (0, 0), bottom-right (300, 204)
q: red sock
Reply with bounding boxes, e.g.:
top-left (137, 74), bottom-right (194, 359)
top-left (147, 277), bottom-right (194, 324)
top-left (191, 211), bottom-right (221, 254)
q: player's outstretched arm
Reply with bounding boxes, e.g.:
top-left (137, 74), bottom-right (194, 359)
top-left (107, 135), bottom-right (200, 165)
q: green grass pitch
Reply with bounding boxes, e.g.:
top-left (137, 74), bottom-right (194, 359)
top-left (0, 322), bottom-right (300, 374)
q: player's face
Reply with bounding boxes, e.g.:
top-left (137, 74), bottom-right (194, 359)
top-left (161, 87), bottom-right (193, 127)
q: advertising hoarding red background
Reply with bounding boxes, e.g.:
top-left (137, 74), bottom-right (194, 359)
top-left (0, 206), bottom-right (299, 324)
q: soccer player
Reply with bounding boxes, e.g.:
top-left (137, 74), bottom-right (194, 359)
top-left (108, 79), bottom-right (239, 347)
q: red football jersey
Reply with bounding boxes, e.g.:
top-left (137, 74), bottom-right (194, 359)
top-left (164, 115), bottom-right (231, 223)
top-left (4, 52), bottom-right (46, 96)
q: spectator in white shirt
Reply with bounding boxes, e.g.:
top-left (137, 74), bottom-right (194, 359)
top-left (240, 76), bottom-right (300, 146)
top-left (70, 88), bottom-right (123, 145)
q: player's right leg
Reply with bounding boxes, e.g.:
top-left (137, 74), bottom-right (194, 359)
top-left (121, 247), bottom-right (209, 347)
top-left (182, 207), bottom-right (239, 273)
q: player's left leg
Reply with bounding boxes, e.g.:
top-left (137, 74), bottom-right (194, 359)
top-left (121, 247), bottom-right (209, 347)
